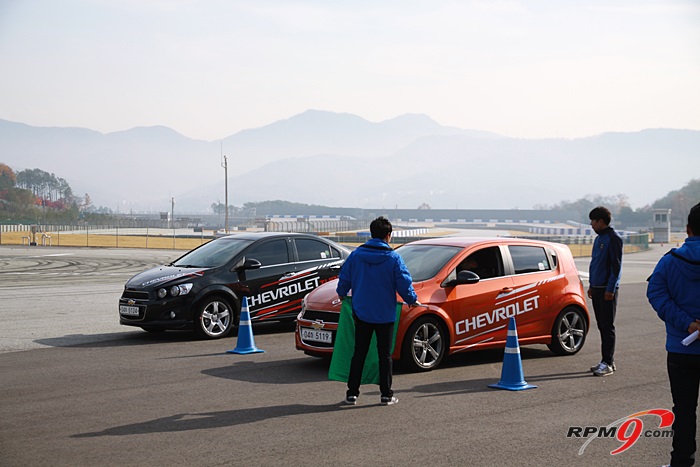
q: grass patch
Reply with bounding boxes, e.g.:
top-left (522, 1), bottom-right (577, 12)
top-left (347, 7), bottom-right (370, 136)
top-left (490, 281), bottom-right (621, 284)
top-left (0, 230), bottom-right (210, 250)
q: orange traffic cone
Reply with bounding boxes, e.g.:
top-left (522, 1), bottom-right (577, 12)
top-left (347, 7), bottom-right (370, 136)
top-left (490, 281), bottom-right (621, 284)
top-left (489, 318), bottom-right (537, 391)
top-left (226, 297), bottom-right (264, 354)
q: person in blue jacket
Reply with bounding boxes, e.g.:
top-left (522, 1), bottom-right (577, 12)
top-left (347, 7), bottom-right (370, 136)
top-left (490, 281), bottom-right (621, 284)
top-left (337, 216), bottom-right (418, 406)
top-left (588, 206), bottom-right (624, 376)
top-left (648, 202), bottom-right (700, 467)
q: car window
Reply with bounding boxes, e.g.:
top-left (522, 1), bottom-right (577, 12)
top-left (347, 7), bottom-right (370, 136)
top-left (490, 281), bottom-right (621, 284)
top-left (296, 238), bottom-right (338, 261)
top-left (172, 237), bottom-right (252, 268)
top-left (246, 239), bottom-right (290, 266)
top-left (446, 246), bottom-right (505, 282)
top-left (396, 245), bottom-right (462, 282)
top-left (509, 245), bottom-right (551, 274)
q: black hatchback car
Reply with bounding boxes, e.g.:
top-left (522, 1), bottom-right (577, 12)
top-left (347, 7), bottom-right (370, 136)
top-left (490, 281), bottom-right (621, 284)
top-left (119, 232), bottom-right (350, 339)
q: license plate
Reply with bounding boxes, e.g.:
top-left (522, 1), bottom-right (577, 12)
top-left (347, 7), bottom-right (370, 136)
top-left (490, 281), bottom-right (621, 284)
top-left (301, 327), bottom-right (332, 343)
top-left (119, 305), bottom-right (140, 316)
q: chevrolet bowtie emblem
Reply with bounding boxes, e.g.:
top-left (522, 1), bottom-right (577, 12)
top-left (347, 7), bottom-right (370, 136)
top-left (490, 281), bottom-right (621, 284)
top-left (127, 299), bottom-right (136, 305)
top-left (311, 321), bottom-right (324, 329)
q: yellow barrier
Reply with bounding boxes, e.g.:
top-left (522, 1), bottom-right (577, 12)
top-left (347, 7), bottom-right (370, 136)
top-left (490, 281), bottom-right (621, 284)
top-left (0, 230), bottom-right (209, 250)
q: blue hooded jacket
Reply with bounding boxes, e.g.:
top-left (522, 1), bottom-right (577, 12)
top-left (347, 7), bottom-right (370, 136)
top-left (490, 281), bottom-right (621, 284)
top-left (647, 236), bottom-right (700, 354)
top-left (336, 237), bottom-right (417, 324)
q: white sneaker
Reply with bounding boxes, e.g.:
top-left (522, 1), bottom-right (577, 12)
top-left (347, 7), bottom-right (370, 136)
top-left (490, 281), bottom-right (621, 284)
top-left (593, 363), bottom-right (614, 376)
top-left (590, 361), bottom-right (616, 372)
top-left (381, 396), bottom-right (398, 406)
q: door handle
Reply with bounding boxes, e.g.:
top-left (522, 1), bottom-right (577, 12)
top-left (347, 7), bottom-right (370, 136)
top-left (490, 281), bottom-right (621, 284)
top-left (500, 287), bottom-right (514, 293)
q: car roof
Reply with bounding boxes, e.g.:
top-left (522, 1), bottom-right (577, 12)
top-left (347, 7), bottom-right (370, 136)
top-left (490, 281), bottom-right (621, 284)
top-left (400, 236), bottom-right (558, 248)
top-left (217, 232), bottom-right (318, 241)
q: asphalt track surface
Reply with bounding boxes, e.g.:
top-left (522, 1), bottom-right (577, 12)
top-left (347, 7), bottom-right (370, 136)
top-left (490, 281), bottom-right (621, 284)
top-left (0, 243), bottom-right (685, 466)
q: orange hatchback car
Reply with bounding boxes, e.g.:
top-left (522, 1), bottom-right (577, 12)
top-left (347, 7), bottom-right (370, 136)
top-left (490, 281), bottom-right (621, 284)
top-left (295, 237), bottom-right (590, 372)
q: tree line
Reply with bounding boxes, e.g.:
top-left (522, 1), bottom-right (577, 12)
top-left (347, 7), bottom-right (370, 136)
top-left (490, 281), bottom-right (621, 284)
top-left (0, 163), bottom-right (93, 222)
top-left (14, 168), bottom-right (73, 203)
top-left (2, 160), bottom-right (698, 228)
top-left (533, 179), bottom-right (700, 228)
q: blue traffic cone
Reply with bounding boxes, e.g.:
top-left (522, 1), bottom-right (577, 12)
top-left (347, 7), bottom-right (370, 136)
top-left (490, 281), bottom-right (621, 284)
top-left (488, 318), bottom-right (536, 391)
top-left (226, 297), bottom-right (264, 354)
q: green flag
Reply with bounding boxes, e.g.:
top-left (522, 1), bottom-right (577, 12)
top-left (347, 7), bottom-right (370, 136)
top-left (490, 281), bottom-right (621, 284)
top-left (328, 297), bottom-right (402, 385)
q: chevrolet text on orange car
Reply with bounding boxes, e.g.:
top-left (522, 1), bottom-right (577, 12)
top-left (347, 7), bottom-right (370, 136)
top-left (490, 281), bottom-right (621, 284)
top-left (295, 237), bottom-right (590, 371)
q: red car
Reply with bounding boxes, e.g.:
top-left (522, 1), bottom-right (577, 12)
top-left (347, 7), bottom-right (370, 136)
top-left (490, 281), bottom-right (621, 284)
top-left (295, 237), bottom-right (590, 371)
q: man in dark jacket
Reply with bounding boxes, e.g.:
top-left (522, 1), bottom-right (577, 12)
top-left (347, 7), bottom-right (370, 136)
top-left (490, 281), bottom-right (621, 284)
top-left (588, 206), bottom-right (623, 376)
top-left (648, 202), bottom-right (700, 467)
top-left (336, 216), bottom-right (418, 406)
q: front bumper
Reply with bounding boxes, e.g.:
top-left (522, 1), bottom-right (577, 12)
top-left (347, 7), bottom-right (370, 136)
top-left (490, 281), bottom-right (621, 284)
top-left (295, 311), bottom-right (339, 357)
top-left (118, 293), bottom-right (196, 329)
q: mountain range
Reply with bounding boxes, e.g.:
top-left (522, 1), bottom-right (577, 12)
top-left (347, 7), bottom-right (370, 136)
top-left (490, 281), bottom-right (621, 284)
top-left (1, 110), bottom-right (698, 213)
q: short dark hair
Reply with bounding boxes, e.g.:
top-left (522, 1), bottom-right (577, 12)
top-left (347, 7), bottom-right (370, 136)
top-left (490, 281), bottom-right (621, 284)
top-left (688, 202), bottom-right (700, 236)
top-left (370, 216), bottom-right (392, 239)
top-left (589, 206), bottom-right (612, 225)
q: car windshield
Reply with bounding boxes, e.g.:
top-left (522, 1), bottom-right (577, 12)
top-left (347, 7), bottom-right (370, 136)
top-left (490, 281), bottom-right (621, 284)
top-left (172, 237), bottom-right (253, 268)
top-left (396, 244), bottom-right (462, 282)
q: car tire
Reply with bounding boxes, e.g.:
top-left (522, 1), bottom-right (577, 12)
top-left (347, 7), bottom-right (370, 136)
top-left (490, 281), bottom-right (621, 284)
top-left (400, 316), bottom-right (447, 372)
top-left (195, 295), bottom-right (236, 339)
top-left (547, 306), bottom-right (587, 355)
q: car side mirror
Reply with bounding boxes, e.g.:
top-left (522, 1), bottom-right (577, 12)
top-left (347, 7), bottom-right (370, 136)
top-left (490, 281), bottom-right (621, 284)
top-left (443, 270), bottom-right (480, 287)
top-left (234, 257), bottom-right (262, 270)
top-left (457, 270), bottom-right (480, 283)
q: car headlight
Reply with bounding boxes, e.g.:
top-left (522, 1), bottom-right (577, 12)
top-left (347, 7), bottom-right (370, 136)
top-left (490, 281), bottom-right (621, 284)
top-left (171, 283), bottom-right (193, 297)
top-left (300, 293), bottom-right (309, 317)
top-left (158, 283), bottom-right (193, 299)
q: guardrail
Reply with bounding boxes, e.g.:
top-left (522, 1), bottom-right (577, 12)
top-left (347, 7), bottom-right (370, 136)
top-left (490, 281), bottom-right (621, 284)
top-left (511, 233), bottom-right (649, 254)
top-left (0, 224), bottom-right (651, 257)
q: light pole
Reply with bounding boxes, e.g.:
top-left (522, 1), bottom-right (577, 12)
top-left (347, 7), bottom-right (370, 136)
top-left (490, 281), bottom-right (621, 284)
top-left (221, 148), bottom-right (229, 234)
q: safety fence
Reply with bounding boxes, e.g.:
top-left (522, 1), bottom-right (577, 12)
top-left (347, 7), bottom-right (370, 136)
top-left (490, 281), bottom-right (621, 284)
top-left (0, 224), bottom-right (650, 257)
top-left (0, 225), bottom-right (212, 250)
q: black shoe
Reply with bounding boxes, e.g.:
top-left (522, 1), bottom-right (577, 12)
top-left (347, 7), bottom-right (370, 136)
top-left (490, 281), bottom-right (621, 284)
top-left (345, 395), bottom-right (358, 405)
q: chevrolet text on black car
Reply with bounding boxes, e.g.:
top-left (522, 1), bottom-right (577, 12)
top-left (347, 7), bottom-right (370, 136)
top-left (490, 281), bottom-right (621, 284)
top-left (119, 232), bottom-right (350, 339)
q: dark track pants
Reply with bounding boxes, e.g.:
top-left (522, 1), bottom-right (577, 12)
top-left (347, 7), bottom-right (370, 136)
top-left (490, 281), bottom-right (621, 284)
top-left (347, 316), bottom-right (394, 399)
top-left (591, 287), bottom-right (618, 365)
top-left (668, 352), bottom-right (700, 467)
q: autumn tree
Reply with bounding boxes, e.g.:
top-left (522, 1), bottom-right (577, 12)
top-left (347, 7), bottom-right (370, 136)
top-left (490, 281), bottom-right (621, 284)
top-left (0, 163), bottom-right (16, 190)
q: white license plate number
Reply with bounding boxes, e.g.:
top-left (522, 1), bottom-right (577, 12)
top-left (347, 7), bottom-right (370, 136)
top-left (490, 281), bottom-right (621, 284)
top-left (119, 305), bottom-right (140, 316)
top-left (301, 328), bottom-right (332, 343)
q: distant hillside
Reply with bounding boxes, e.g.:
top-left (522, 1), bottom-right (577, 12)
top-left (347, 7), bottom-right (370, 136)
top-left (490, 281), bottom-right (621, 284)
top-left (183, 128), bottom-right (700, 212)
top-left (1, 112), bottom-right (698, 212)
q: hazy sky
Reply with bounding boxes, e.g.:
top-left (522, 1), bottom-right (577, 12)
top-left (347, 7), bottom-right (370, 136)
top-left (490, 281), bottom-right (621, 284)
top-left (1, 0), bottom-right (699, 141)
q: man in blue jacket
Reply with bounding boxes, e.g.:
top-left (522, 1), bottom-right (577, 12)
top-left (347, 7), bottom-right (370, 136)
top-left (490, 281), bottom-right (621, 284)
top-left (337, 216), bottom-right (418, 406)
top-left (648, 202), bottom-right (700, 467)
top-left (588, 206), bottom-right (623, 376)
